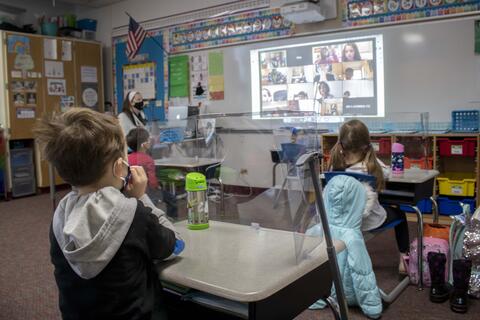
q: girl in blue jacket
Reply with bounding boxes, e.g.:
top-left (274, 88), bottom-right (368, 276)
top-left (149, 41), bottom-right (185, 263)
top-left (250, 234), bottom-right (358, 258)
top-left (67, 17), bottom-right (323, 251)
top-left (328, 119), bottom-right (410, 274)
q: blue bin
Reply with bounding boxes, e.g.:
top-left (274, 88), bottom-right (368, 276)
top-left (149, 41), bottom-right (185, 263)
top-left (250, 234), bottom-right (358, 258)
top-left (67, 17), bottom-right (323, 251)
top-left (400, 199), bottom-right (432, 213)
top-left (437, 196), bottom-right (476, 215)
top-left (77, 19), bottom-right (97, 31)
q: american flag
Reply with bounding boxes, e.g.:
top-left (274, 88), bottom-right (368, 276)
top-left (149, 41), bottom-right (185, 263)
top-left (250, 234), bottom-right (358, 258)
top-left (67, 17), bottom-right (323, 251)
top-left (126, 17), bottom-right (147, 60)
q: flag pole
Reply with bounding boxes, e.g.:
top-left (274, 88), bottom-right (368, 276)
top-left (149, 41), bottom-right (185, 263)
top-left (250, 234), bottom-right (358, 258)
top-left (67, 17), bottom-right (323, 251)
top-left (125, 12), bottom-right (169, 56)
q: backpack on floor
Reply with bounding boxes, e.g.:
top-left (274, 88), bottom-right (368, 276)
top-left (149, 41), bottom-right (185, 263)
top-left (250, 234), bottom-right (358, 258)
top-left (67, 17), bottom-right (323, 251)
top-left (404, 236), bottom-right (449, 287)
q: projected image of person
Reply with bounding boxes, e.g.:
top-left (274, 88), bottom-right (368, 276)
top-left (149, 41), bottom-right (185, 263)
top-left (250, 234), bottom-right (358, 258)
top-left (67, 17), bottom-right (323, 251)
top-left (318, 81), bottom-right (334, 101)
top-left (342, 42), bottom-right (362, 62)
top-left (262, 88), bottom-right (272, 102)
top-left (293, 91), bottom-right (308, 100)
top-left (344, 67), bottom-right (354, 80)
top-left (268, 69), bottom-right (287, 84)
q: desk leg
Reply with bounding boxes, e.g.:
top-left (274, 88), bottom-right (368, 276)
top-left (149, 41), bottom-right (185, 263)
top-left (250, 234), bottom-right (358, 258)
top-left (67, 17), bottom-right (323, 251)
top-left (411, 205), bottom-right (424, 290)
top-left (272, 163), bottom-right (279, 187)
top-left (430, 196), bottom-right (439, 224)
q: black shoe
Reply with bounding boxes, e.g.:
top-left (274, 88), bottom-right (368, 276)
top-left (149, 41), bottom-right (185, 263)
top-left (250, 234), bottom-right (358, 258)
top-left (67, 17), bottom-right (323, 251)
top-left (427, 252), bottom-right (450, 303)
top-left (450, 259), bottom-right (472, 313)
top-left (430, 283), bottom-right (451, 303)
top-left (450, 289), bottom-right (468, 313)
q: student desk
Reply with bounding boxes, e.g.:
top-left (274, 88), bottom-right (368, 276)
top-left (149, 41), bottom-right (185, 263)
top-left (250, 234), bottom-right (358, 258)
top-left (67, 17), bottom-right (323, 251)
top-left (157, 220), bottom-right (345, 319)
top-left (380, 169), bottom-right (439, 290)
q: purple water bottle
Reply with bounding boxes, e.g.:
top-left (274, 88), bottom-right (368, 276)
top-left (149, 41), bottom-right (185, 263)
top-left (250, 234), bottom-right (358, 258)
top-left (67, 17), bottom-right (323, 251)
top-left (391, 143), bottom-right (404, 176)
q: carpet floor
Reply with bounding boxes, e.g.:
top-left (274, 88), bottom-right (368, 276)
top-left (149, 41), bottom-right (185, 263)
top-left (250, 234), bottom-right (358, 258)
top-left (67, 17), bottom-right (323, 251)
top-left (0, 192), bottom-right (478, 319)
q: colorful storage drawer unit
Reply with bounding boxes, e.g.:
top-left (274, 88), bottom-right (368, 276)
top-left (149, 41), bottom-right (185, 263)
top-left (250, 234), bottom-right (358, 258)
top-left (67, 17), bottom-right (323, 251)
top-left (437, 172), bottom-right (476, 197)
top-left (437, 196), bottom-right (476, 215)
top-left (371, 138), bottom-right (391, 156)
top-left (404, 157), bottom-right (433, 170)
top-left (400, 198), bottom-right (432, 213)
top-left (437, 138), bottom-right (477, 157)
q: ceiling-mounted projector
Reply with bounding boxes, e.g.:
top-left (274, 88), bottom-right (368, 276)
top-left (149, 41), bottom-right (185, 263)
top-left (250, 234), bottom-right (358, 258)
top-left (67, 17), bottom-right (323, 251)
top-left (271, 0), bottom-right (337, 24)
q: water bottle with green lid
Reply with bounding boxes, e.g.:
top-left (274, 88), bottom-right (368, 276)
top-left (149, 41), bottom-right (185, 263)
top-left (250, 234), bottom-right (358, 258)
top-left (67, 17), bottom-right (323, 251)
top-left (185, 172), bottom-right (209, 230)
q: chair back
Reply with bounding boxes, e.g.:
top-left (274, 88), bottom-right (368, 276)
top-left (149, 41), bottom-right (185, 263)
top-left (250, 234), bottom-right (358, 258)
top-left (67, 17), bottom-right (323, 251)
top-left (324, 171), bottom-right (377, 190)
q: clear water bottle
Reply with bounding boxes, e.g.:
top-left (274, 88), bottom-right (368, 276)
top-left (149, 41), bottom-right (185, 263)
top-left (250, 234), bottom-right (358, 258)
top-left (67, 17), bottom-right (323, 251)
top-left (391, 143), bottom-right (405, 176)
top-left (185, 172), bottom-right (209, 230)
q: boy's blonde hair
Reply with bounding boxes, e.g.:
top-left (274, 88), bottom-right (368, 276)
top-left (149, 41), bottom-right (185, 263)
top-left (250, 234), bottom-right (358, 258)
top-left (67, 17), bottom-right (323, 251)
top-left (33, 108), bottom-right (125, 187)
top-left (328, 119), bottom-right (385, 191)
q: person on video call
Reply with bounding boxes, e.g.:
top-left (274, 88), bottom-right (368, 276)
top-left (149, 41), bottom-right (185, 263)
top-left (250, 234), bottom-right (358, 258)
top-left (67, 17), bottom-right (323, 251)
top-left (344, 67), bottom-right (354, 80)
top-left (342, 42), bottom-right (362, 62)
top-left (317, 81), bottom-right (334, 102)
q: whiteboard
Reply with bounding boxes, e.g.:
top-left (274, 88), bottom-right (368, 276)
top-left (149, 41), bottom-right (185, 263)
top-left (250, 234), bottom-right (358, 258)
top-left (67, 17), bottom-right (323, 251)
top-left (199, 16), bottom-right (480, 122)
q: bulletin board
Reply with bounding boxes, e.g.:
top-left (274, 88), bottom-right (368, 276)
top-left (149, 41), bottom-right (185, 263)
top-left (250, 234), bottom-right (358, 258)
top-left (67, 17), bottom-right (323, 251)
top-left (113, 30), bottom-right (166, 121)
top-left (5, 33), bottom-right (46, 140)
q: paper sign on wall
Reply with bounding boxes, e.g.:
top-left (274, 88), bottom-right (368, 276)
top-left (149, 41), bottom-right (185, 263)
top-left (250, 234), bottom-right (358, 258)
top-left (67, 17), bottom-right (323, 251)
top-left (44, 39), bottom-right (57, 60)
top-left (122, 62), bottom-right (156, 100)
top-left (45, 60), bottom-right (64, 78)
top-left (47, 79), bottom-right (66, 96)
top-left (81, 66), bottom-right (98, 83)
top-left (82, 83), bottom-right (99, 109)
top-left (7, 35), bottom-right (30, 54)
top-left (16, 108), bottom-right (35, 119)
top-left (62, 41), bottom-right (72, 61)
top-left (60, 96), bottom-right (75, 112)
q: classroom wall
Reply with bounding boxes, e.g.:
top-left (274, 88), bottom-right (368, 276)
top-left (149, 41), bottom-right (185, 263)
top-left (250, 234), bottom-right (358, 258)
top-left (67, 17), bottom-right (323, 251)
top-left (77, 0), bottom-right (240, 103)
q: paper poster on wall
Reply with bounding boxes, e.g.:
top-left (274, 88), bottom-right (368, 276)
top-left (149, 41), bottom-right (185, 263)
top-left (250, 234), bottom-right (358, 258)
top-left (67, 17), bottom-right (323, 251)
top-left (122, 62), bottom-right (156, 100)
top-left (44, 39), bottom-right (57, 60)
top-left (81, 66), bottom-right (98, 83)
top-left (11, 81), bottom-right (24, 92)
top-left (60, 96), bottom-right (75, 112)
top-left (7, 35), bottom-right (30, 54)
top-left (47, 79), bottom-right (66, 96)
top-left (26, 92), bottom-right (37, 106)
top-left (208, 52), bottom-right (224, 100)
top-left (14, 54), bottom-right (34, 71)
top-left (81, 84), bottom-right (99, 109)
top-left (168, 55), bottom-right (189, 97)
top-left (24, 80), bottom-right (37, 92)
top-left (190, 53), bottom-right (208, 103)
top-left (16, 107), bottom-right (35, 119)
top-left (62, 41), bottom-right (72, 61)
top-left (13, 92), bottom-right (25, 106)
top-left (11, 70), bottom-right (22, 78)
top-left (45, 60), bottom-right (64, 78)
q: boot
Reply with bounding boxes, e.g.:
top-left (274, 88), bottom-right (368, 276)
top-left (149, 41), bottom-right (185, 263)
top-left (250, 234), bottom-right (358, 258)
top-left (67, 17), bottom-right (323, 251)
top-left (450, 259), bottom-right (473, 313)
top-left (428, 252), bottom-right (450, 303)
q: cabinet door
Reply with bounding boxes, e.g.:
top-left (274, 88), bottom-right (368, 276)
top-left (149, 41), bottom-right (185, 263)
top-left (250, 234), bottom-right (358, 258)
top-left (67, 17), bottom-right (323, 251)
top-left (5, 33), bottom-right (45, 139)
top-left (74, 41), bottom-right (104, 111)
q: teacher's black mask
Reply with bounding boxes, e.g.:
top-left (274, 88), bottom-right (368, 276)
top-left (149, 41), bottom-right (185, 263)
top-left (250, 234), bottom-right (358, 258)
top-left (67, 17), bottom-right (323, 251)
top-left (133, 101), bottom-right (144, 110)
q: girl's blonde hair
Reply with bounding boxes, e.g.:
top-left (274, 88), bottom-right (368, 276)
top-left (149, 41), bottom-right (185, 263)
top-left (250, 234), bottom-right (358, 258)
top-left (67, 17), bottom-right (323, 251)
top-left (328, 119), bottom-right (385, 191)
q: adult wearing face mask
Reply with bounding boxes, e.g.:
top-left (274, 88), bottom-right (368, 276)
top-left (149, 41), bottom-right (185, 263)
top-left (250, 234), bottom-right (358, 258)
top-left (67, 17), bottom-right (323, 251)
top-left (118, 91), bottom-right (147, 136)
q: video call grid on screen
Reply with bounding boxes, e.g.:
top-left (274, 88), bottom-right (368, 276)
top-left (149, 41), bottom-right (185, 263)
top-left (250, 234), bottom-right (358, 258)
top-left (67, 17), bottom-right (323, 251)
top-left (251, 34), bottom-right (384, 121)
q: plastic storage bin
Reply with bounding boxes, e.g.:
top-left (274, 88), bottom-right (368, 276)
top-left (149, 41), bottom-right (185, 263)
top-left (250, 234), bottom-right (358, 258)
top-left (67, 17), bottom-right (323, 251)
top-left (77, 19), bottom-right (97, 31)
top-left (10, 148), bottom-right (33, 167)
top-left (437, 138), bottom-right (477, 157)
top-left (400, 199), bottom-right (432, 213)
top-left (437, 172), bottom-right (476, 197)
top-left (437, 196), bottom-right (476, 215)
top-left (404, 157), bottom-right (433, 170)
top-left (452, 110), bottom-right (479, 132)
top-left (371, 138), bottom-right (391, 156)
